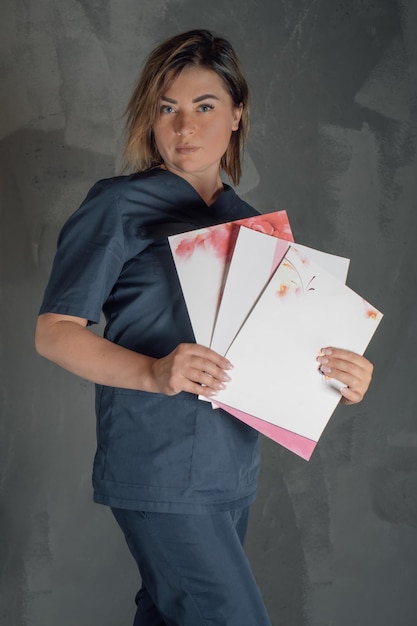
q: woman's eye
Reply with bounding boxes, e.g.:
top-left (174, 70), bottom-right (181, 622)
top-left (160, 105), bottom-right (175, 114)
top-left (198, 104), bottom-right (214, 112)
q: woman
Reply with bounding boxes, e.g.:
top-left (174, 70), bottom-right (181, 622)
top-left (35, 29), bottom-right (373, 626)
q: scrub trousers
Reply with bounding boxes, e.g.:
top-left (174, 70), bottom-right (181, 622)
top-left (111, 506), bottom-right (272, 626)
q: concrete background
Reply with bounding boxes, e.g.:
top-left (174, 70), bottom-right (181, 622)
top-left (1, 1), bottom-right (416, 624)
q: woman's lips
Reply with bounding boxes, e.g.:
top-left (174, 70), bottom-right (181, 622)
top-left (175, 145), bottom-right (199, 154)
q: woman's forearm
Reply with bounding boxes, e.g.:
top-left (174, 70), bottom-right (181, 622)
top-left (35, 313), bottom-right (159, 391)
top-left (35, 313), bottom-right (232, 397)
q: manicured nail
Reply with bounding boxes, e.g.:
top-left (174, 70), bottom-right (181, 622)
top-left (321, 347), bottom-right (332, 355)
top-left (320, 366), bottom-right (331, 374)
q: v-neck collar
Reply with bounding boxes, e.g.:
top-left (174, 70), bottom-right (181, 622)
top-left (155, 167), bottom-right (236, 215)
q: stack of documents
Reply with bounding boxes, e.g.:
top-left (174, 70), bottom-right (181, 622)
top-left (169, 212), bottom-right (383, 460)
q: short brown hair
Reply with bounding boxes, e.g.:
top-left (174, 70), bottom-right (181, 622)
top-left (123, 29), bottom-right (249, 186)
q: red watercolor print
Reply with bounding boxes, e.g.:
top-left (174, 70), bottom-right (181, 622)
top-left (174, 211), bottom-right (293, 263)
top-left (235, 212), bottom-right (294, 242)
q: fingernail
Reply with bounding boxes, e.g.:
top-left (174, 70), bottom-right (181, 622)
top-left (318, 357), bottom-right (329, 365)
top-left (320, 366), bottom-right (331, 374)
top-left (221, 373), bottom-right (231, 382)
top-left (321, 348), bottom-right (332, 355)
top-left (224, 360), bottom-right (234, 370)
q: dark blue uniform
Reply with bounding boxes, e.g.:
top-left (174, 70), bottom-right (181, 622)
top-left (40, 168), bottom-right (271, 625)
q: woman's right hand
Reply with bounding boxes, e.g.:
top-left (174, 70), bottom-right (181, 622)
top-left (151, 343), bottom-right (233, 397)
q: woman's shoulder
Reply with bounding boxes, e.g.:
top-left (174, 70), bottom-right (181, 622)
top-left (69, 169), bottom-right (173, 225)
top-left (68, 168), bottom-right (186, 236)
top-left (87, 168), bottom-right (166, 197)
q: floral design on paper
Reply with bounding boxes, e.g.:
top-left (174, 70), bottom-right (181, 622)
top-left (174, 211), bottom-right (293, 263)
top-left (236, 212), bottom-right (293, 241)
top-left (276, 259), bottom-right (316, 298)
top-left (175, 223), bottom-right (236, 262)
top-left (362, 298), bottom-right (380, 320)
top-left (291, 246), bottom-right (310, 267)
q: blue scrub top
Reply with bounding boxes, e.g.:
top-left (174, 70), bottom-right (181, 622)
top-left (40, 168), bottom-right (260, 513)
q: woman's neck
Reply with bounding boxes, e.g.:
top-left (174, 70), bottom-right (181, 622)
top-left (159, 164), bottom-right (224, 206)
top-left (197, 179), bottom-right (225, 205)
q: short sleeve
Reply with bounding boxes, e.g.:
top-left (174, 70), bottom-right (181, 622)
top-left (39, 180), bottom-right (125, 324)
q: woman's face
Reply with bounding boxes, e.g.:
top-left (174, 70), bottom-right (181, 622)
top-left (152, 66), bottom-right (242, 187)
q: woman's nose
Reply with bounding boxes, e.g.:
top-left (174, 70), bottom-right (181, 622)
top-left (174, 111), bottom-right (195, 136)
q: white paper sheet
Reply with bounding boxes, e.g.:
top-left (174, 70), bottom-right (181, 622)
top-left (168, 211), bottom-right (294, 347)
top-left (210, 228), bottom-right (350, 355)
top-left (213, 232), bottom-right (383, 441)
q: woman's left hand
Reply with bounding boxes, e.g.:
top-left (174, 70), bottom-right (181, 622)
top-left (317, 347), bottom-right (374, 405)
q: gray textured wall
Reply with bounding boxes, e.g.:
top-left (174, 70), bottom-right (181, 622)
top-left (1, 1), bottom-right (416, 625)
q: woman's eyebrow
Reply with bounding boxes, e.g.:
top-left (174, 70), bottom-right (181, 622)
top-left (193, 94), bottom-right (220, 103)
top-left (160, 94), bottom-right (220, 103)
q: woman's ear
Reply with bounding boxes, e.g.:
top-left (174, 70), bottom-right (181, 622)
top-left (232, 103), bottom-right (243, 131)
